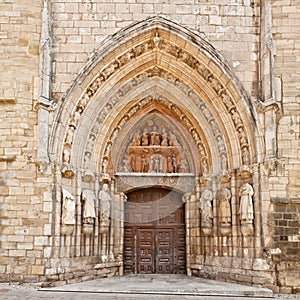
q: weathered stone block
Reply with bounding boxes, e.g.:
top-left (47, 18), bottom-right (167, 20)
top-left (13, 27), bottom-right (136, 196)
top-left (31, 266), bottom-right (45, 275)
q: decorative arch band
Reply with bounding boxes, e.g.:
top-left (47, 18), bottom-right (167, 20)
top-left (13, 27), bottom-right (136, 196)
top-left (61, 28), bottom-right (252, 177)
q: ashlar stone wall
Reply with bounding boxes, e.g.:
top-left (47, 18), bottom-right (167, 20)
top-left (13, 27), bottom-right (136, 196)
top-left (0, 0), bottom-right (47, 282)
top-left (268, 0), bottom-right (300, 294)
top-left (50, 0), bottom-right (260, 100)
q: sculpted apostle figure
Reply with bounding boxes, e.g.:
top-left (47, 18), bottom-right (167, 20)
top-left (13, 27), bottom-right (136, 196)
top-left (98, 183), bottom-right (112, 261)
top-left (141, 154), bottom-right (148, 173)
top-left (217, 188), bottom-right (231, 224)
top-left (62, 188), bottom-right (76, 225)
top-left (63, 148), bottom-right (71, 164)
top-left (99, 183), bottom-right (111, 229)
top-left (65, 126), bottom-right (75, 146)
top-left (81, 189), bottom-right (96, 224)
top-left (199, 189), bottom-right (213, 225)
top-left (239, 183), bottom-right (254, 223)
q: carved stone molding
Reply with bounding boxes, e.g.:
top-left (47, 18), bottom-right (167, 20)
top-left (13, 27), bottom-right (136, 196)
top-left (115, 173), bottom-right (195, 194)
top-left (77, 66), bottom-right (229, 174)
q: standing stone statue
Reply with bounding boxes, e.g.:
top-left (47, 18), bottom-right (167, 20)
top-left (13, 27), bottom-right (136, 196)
top-left (199, 189), bottom-right (213, 226)
top-left (99, 183), bottom-right (111, 228)
top-left (98, 183), bottom-right (112, 261)
top-left (217, 188), bottom-right (231, 224)
top-left (122, 156), bottom-right (131, 172)
top-left (81, 189), bottom-right (96, 224)
top-left (62, 188), bottom-right (76, 225)
top-left (63, 148), bottom-right (71, 164)
top-left (239, 183), bottom-right (254, 223)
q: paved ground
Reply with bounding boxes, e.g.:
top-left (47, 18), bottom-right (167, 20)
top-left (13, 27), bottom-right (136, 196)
top-left (0, 274), bottom-right (299, 300)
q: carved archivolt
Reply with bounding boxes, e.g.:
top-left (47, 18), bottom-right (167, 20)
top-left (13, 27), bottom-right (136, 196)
top-left (81, 67), bottom-right (228, 174)
top-left (100, 97), bottom-right (208, 175)
top-left (62, 30), bottom-right (251, 174)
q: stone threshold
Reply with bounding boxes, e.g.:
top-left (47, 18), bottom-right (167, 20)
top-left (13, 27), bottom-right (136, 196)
top-left (39, 274), bottom-right (274, 298)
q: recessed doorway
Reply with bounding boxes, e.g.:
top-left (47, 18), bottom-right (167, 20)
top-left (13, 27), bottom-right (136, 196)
top-left (124, 188), bottom-right (186, 274)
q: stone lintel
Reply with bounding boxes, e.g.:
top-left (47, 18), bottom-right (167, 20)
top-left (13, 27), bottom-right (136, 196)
top-left (115, 173), bottom-right (195, 193)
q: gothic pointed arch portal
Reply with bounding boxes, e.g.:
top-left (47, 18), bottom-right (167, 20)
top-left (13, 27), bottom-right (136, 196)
top-left (48, 17), bottom-right (271, 282)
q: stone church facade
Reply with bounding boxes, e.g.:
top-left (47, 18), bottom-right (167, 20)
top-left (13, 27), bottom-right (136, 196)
top-left (0, 0), bottom-right (299, 294)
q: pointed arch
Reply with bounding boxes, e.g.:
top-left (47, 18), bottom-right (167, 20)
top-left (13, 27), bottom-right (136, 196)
top-left (49, 16), bottom-right (263, 181)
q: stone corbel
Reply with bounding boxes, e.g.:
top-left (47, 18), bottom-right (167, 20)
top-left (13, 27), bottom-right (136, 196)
top-left (34, 95), bottom-right (57, 112)
top-left (61, 163), bottom-right (76, 178)
top-left (237, 165), bottom-right (253, 179)
top-left (81, 169), bottom-right (95, 181)
top-left (220, 171), bottom-right (231, 183)
top-left (256, 98), bottom-right (280, 115)
top-left (101, 173), bottom-right (112, 184)
top-left (199, 174), bottom-right (212, 186)
top-left (219, 224), bottom-right (231, 236)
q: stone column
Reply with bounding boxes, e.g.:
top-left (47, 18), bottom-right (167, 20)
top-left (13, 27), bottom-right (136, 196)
top-left (54, 164), bottom-right (62, 258)
top-left (230, 170), bottom-right (238, 257)
top-left (75, 172), bottom-right (82, 257)
top-left (184, 193), bottom-right (192, 276)
top-left (94, 174), bottom-right (100, 256)
top-left (36, 0), bottom-right (55, 171)
top-left (253, 164), bottom-right (262, 257)
top-left (212, 176), bottom-right (218, 256)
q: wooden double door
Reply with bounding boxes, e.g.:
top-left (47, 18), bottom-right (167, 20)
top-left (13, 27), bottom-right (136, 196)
top-left (124, 188), bottom-right (186, 274)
